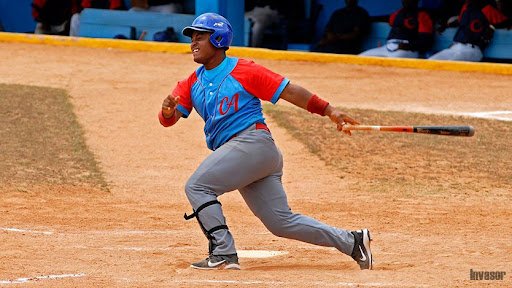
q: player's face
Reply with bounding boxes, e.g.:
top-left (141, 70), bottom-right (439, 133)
top-left (190, 31), bottom-right (217, 65)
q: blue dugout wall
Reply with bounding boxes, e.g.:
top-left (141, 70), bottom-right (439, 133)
top-left (0, 0), bottom-right (36, 33)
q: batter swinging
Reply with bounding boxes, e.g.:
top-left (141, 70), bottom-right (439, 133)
top-left (158, 13), bottom-right (373, 270)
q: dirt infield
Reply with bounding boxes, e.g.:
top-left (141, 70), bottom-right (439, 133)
top-left (1, 42), bottom-right (511, 287)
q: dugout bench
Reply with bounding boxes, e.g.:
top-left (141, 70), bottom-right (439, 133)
top-left (78, 8), bottom-right (251, 46)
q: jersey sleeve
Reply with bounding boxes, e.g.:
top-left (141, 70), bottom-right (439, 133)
top-left (171, 71), bottom-right (197, 118)
top-left (418, 11), bottom-right (434, 34)
top-left (389, 10), bottom-right (400, 26)
top-left (482, 4), bottom-right (509, 26)
top-left (230, 59), bottom-right (289, 104)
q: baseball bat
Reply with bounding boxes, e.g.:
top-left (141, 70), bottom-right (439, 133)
top-left (342, 125), bottom-right (475, 137)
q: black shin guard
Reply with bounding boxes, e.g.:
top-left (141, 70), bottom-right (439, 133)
top-left (184, 200), bottom-right (229, 254)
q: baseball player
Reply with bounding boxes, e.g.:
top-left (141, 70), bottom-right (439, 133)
top-left (159, 13), bottom-right (373, 270)
top-left (429, 0), bottom-right (511, 62)
top-left (359, 0), bottom-right (434, 58)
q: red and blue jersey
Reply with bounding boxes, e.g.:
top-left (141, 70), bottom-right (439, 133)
top-left (454, 3), bottom-right (509, 49)
top-left (172, 57), bottom-right (289, 150)
top-left (388, 8), bottom-right (434, 52)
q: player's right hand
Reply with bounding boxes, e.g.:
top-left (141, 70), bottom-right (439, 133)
top-left (325, 105), bottom-right (359, 136)
top-left (162, 95), bottom-right (180, 118)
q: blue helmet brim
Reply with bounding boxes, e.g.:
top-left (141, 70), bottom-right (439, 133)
top-left (182, 26), bottom-right (214, 37)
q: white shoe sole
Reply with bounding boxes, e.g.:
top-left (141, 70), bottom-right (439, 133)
top-left (190, 263), bottom-right (241, 270)
top-left (362, 228), bottom-right (373, 270)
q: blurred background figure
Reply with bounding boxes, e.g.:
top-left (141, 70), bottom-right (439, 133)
top-left (129, 0), bottom-right (183, 14)
top-left (245, 0), bottom-right (281, 47)
top-left (359, 0), bottom-right (434, 58)
top-left (434, 0), bottom-right (465, 31)
top-left (244, 0), bottom-right (315, 49)
top-left (70, 0), bottom-right (125, 36)
top-left (32, 0), bottom-right (80, 35)
top-left (429, 0), bottom-right (511, 62)
top-left (312, 0), bottom-right (370, 54)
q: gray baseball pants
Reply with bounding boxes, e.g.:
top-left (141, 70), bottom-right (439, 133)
top-left (185, 124), bottom-right (355, 256)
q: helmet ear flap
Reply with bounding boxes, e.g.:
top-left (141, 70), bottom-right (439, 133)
top-left (210, 32), bottom-right (227, 49)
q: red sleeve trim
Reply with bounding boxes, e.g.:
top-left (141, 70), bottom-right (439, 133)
top-left (418, 11), bottom-right (433, 34)
top-left (459, 4), bottom-right (468, 22)
top-left (172, 72), bottom-right (196, 113)
top-left (389, 10), bottom-right (400, 26)
top-left (482, 5), bottom-right (508, 25)
top-left (111, 0), bottom-right (123, 9)
top-left (81, 0), bottom-right (91, 8)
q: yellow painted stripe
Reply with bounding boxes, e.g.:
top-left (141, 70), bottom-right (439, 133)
top-left (0, 32), bottom-right (191, 54)
top-left (1, 32), bottom-right (511, 75)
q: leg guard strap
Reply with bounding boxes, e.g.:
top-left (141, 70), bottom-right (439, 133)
top-left (206, 224), bottom-right (229, 254)
top-left (184, 200), bottom-right (221, 220)
top-left (207, 225), bottom-right (228, 236)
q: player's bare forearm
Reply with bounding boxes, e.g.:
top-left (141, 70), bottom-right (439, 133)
top-left (280, 83), bottom-right (359, 134)
top-left (280, 83), bottom-right (312, 109)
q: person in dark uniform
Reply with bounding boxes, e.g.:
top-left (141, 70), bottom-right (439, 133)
top-left (312, 0), bottom-right (370, 54)
top-left (32, 0), bottom-right (81, 35)
top-left (429, 0), bottom-right (511, 61)
top-left (69, 0), bottom-right (125, 36)
top-left (359, 0), bottom-right (434, 58)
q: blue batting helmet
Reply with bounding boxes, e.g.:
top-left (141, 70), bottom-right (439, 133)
top-left (182, 13), bottom-right (233, 49)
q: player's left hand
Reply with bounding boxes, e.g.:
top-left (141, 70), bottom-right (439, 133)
top-left (324, 105), bottom-right (359, 136)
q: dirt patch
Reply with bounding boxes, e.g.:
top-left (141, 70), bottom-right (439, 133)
top-left (0, 83), bottom-right (107, 191)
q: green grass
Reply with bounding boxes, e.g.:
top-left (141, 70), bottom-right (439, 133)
top-left (264, 104), bottom-right (512, 199)
top-left (0, 83), bottom-right (108, 191)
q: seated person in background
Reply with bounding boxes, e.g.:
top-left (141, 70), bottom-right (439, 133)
top-left (312, 0), bottom-right (370, 54)
top-left (129, 0), bottom-right (183, 14)
top-left (359, 0), bottom-right (434, 58)
top-left (429, 0), bottom-right (511, 62)
top-left (32, 0), bottom-right (80, 35)
top-left (435, 0), bottom-right (465, 29)
top-left (245, 0), bottom-right (281, 47)
top-left (69, 0), bottom-right (125, 36)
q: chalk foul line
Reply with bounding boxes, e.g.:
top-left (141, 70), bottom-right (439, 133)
top-left (0, 227), bottom-right (53, 235)
top-left (0, 273), bottom-right (86, 284)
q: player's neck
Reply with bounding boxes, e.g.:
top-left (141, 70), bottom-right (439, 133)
top-left (204, 52), bottom-right (226, 70)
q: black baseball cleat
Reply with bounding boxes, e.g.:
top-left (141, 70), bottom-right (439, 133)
top-left (351, 228), bottom-right (373, 270)
top-left (190, 254), bottom-right (240, 270)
